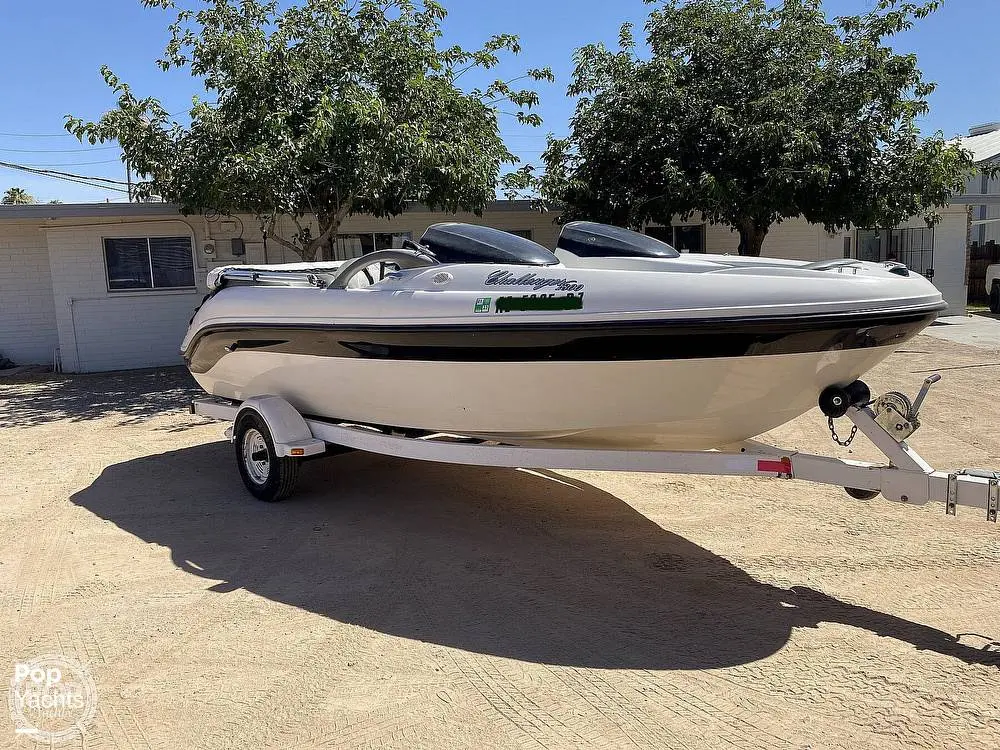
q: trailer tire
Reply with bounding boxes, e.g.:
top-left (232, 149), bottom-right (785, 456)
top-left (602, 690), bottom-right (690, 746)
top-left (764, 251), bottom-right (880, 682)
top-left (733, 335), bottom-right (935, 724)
top-left (845, 487), bottom-right (880, 501)
top-left (990, 282), bottom-right (1000, 314)
top-left (233, 411), bottom-right (300, 502)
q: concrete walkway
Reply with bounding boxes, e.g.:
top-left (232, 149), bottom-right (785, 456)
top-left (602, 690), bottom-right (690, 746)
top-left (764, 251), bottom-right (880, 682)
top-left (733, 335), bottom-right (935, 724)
top-left (922, 313), bottom-right (1000, 350)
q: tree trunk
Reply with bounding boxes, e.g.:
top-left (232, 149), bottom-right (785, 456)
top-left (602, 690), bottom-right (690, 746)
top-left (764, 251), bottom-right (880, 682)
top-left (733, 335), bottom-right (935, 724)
top-left (268, 199), bottom-right (353, 262)
top-left (305, 215), bottom-right (342, 262)
top-left (737, 222), bottom-right (769, 257)
top-left (304, 199), bottom-right (352, 262)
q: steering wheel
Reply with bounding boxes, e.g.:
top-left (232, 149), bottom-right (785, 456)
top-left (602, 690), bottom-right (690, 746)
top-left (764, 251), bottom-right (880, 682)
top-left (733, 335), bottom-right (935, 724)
top-left (327, 248), bottom-right (439, 289)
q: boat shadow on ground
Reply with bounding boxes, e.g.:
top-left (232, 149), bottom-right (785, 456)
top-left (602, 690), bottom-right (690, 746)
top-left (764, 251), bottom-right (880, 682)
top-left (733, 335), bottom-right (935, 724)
top-left (72, 441), bottom-right (1000, 671)
top-left (0, 367), bottom-right (205, 429)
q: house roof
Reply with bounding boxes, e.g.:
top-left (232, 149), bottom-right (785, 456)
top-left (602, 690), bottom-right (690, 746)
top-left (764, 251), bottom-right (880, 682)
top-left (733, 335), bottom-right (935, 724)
top-left (954, 123), bottom-right (1000, 164)
top-left (0, 200), bottom-right (542, 221)
top-left (0, 202), bottom-right (181, 220)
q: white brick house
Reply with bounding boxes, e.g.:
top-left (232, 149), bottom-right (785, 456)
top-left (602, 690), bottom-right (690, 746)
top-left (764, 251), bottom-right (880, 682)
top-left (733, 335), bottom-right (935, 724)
top-left (0, 201), bottom-right (567, 372)
top-left (0, 220), bottom-right (58, 366)
top-left (0, 201), bottom-right (971, 373)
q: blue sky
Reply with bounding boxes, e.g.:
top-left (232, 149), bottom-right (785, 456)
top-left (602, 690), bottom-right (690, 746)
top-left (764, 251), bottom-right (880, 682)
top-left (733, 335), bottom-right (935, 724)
top-left (1, 0), bottom-right (997, 203)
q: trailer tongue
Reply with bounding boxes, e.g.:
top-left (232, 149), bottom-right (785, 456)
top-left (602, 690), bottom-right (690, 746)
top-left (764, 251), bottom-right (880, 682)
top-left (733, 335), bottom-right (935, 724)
top-left (192, 373), bottom-right (999, 522)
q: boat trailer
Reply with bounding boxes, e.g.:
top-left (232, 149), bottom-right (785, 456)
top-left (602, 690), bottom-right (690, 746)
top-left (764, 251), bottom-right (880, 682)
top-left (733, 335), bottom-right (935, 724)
top-left (192, 374), bottom-right (999, 522)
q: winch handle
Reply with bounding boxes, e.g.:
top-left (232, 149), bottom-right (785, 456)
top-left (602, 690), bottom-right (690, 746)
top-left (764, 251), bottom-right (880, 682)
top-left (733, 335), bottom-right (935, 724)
top-left (910, 374), bottom-right (941, 417)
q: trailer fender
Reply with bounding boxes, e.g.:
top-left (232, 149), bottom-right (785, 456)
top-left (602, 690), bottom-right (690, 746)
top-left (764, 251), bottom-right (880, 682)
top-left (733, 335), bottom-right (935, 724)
top-left (234, 396), bottom-right (327, 458)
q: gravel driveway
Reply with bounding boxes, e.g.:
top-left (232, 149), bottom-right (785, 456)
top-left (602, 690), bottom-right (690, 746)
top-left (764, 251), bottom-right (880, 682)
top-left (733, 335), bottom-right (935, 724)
top-left (1, 339), bottom-right (999, 749)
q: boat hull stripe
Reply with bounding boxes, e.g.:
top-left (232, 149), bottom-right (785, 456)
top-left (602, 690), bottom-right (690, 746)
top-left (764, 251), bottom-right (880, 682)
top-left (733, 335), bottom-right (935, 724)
top-left (184, 309), bottom-right (938, 373)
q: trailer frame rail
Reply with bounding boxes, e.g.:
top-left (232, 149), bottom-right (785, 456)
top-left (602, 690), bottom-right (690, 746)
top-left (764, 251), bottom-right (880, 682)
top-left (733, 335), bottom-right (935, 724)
top-left (191, 389), bottom-right (1000, 519)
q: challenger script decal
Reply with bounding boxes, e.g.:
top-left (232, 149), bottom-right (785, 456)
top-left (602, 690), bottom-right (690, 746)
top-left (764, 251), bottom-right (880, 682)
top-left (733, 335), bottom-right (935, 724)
top-left (484, 270), bottom-right (585, 293)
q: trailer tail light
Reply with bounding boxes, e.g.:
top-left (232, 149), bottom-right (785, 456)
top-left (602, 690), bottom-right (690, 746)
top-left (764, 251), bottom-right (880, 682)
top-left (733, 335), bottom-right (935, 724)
top-left (757, 457), bottom-right (793, 475)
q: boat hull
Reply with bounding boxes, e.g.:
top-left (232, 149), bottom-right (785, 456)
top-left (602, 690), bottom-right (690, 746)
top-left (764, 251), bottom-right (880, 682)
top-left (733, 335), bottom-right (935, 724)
top-left (191, 344), bottom-right (902, 450)
top-left (183, 249), bottom-right (945, 450)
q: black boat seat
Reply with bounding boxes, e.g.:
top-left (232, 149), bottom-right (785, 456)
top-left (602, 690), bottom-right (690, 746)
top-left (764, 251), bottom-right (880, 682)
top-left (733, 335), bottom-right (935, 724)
top-left (420, 223), bottom-right (559, 266)
top-left (557, 221), bottom-right (681, 259)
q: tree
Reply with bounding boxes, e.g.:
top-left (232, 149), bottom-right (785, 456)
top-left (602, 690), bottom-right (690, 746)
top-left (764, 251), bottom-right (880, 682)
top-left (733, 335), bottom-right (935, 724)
top-left (66, 0), bottom-right (551, 261)
top-left (2, 188), bottom-right (36, 205)
top-left (536, 0), bottom-right (974, 256)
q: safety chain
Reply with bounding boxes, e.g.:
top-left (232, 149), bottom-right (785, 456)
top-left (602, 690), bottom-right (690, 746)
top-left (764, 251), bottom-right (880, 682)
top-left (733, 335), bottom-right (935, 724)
top-left (828, 416), bottom-right (858, 447)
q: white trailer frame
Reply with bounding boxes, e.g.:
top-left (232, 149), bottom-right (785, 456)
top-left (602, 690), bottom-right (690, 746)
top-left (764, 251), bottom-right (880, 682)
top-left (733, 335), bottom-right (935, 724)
top-left (192, 385), bottom-right (999, 522)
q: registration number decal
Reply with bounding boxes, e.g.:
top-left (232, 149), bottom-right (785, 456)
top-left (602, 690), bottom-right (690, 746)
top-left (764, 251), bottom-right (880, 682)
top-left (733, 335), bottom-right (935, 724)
top-left (495, 294), bottom-right (584, 314)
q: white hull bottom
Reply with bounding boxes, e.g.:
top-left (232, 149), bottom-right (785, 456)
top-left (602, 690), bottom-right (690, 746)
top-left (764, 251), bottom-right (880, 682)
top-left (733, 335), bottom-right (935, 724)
top-left (191, 345), bottom-right (899, 450)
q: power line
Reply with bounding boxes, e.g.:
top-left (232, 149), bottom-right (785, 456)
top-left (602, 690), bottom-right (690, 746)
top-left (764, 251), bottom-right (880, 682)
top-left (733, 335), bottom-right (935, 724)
top-left (0, 131), bottom-right (76, 138)
top-left (21, 158), bottom-right (124, 168)
top-left (10, 164), bottom-right (130, 185)
top-left (0, 161), bottom-right (131, 193)
top-left (500, 134), bottom-right (565, 139)
top-left (11, 173), bottom-right (129, 193)
top-left (0, 145), bottom-right (121, 154)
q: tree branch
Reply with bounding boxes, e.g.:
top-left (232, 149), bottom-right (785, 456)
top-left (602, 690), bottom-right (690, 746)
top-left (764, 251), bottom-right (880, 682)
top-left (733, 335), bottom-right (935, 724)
top-left (267, 231), bottom-right (302, 256)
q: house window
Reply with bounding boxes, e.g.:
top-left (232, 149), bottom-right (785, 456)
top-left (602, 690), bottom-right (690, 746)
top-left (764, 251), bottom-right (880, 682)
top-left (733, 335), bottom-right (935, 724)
top-left (673, 225), bottom-right (705, 253)
top-left (104, 236), bottom-right (195, 291)
top-left (335, 232), bottom-right (412, 260)
top-left (644, 226), bottom-right (674, 245)
top-left (507, 229), bottom-right (533, 240)
top-left (644, 225), bottom-right (706, 253)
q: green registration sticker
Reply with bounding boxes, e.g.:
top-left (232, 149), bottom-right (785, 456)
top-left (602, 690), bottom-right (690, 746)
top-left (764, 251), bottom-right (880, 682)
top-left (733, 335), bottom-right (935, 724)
top-left (474, 297), bottom-right (492, 314)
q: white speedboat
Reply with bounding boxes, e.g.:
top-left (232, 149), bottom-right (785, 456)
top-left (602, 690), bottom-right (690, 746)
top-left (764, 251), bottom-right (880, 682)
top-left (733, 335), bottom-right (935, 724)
top-left (181, 222), bottom-right (945, 450)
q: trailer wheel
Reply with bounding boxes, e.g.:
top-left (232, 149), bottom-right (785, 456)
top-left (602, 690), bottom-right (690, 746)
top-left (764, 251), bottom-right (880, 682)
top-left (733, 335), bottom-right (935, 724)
top-left (990, 283), bottom-right (1000, 314)
top-left (845, 487), bottom-right (880, 501)
top-left (233, 411), bottom-right (300, 502)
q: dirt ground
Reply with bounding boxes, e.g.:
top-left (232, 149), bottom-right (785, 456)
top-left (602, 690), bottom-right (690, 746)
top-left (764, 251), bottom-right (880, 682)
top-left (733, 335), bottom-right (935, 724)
top-left (1, 336), bottom-right (999, 750)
